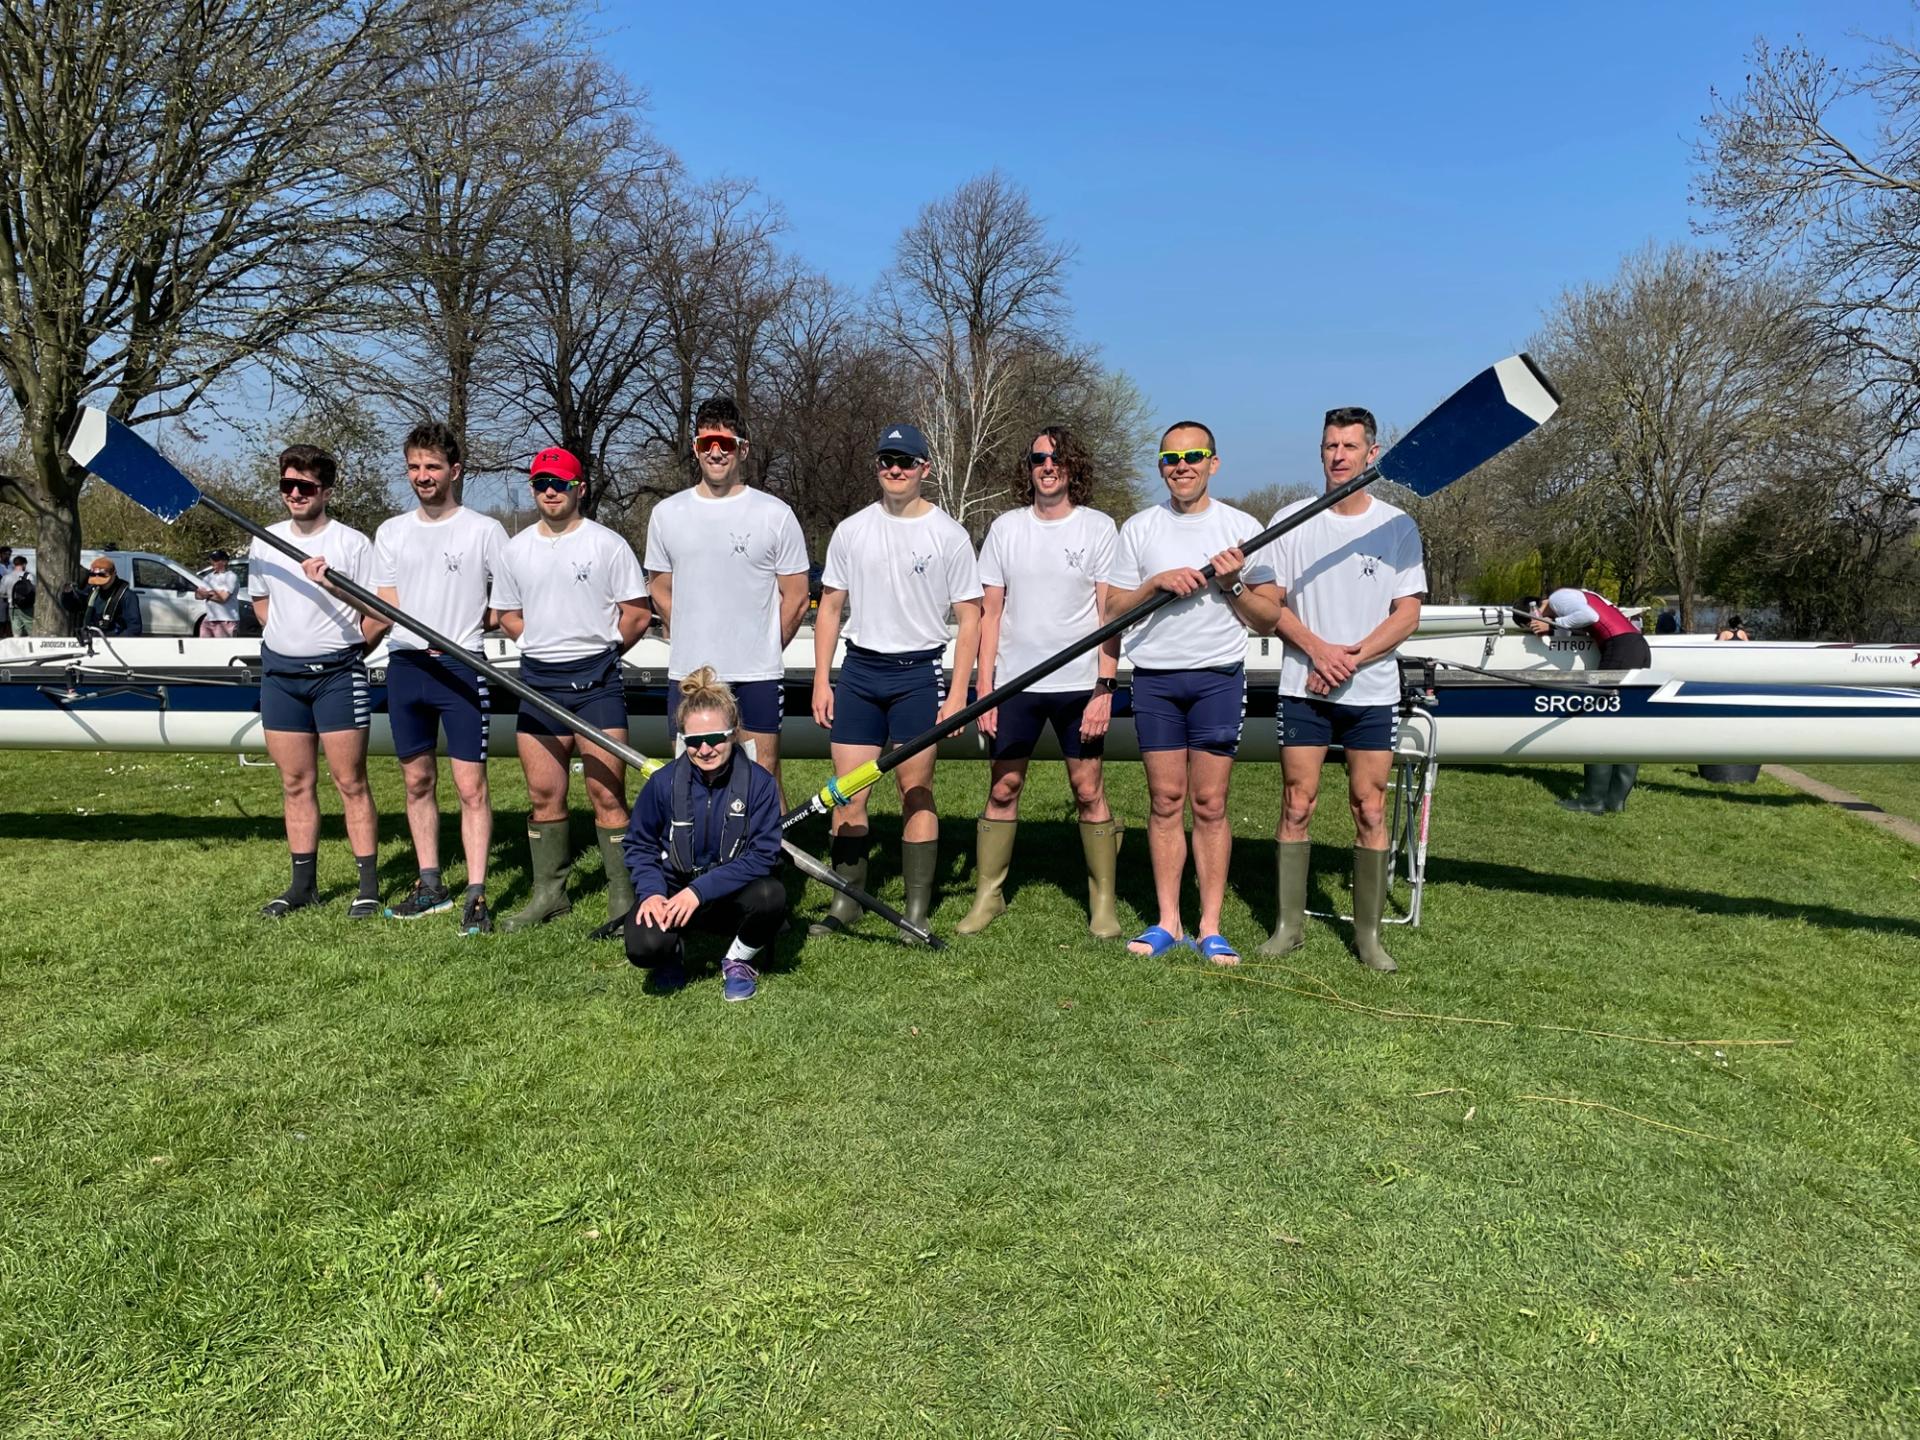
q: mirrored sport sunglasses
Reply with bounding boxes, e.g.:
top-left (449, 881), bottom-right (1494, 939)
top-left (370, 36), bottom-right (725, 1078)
top-left (683, 730), bottom-right (731, 750)
top-left (528, 475), bottom-right (579, 494)
top-left (1157, 448), bottom-right (1215, 468)
top-left (694, 433), bottom-right (741, 456)
top-left (279, 477), bottom-right (324, 496)
top-left (876, 452), bottom-right (923, 471)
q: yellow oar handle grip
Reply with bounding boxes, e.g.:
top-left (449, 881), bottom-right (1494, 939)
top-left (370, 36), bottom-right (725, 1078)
top-left (816, 760), bottom-right (883, 810)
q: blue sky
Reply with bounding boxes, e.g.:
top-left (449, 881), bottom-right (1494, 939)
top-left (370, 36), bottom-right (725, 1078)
top-left (604, 0), bottom-right (1914, 500)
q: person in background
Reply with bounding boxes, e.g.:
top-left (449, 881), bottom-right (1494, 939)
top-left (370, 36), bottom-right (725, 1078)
top-left (196, 549), bottom-right (242, 638)
top-left (0, 546), bottom-right (10, 635)
top-left (7, 554), bottom-right (33, 637)
top-left (1715, 615), bottom-right (1752, 642)
top-left (65, 556), bottom-right (144, 638)
top-left (622, 668), bottom-right (787, 1002)
top-left (1528, 584), bottom-right (1652, 814)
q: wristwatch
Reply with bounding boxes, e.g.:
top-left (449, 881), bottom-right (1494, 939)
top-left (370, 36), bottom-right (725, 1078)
top-left (1220, 577), bottom-right (1246, 597)
top-left (1094, 676), bottom-right (1118, 694)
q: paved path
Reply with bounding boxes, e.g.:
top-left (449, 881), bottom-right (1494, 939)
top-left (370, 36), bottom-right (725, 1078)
top-left (1763, 765), bottom-right (1920, 848)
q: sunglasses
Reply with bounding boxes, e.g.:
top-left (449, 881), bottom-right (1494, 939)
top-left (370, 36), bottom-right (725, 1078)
top-left (279, 477), bottom-right (323, 496)
top-left (529, 476), bottom-right (578, 494)
top-left (1029, 451), bottom-right (1064, 468)
top-left (88, 569), bottom-right (112, 579)
top-left (1157, 448), bottom-right (1215, 468)
top-left (877, 453), bottom-right (923, 471)
top-left (694, 434), bottom-right (741, 456)
top-left (683, 731), bottom-right (731, 750)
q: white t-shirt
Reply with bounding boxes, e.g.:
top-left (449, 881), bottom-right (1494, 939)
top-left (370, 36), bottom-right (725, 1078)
top-left (1266, 494), bottom-right (1425, 706)
top-left (1110, 499), bottom-right (1272, 670)
top-left (644, 486), bottom-right (808, 681)
top-left (489, 518), bottom-right (648, 661)
top-left (821, 502), bottom-right (982, 653)
top-left (978, 505), bottom-right (1117, 693)
top-left (373, 506), bottom-right (509, 654)
top-left (202, 567), bottom-right (242, 624)
top-left (247, 519), bottom-right (377, 657)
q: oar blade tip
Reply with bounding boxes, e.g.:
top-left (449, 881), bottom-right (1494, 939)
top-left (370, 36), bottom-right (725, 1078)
top-left (1377, 353), bottom-right (1562, 498)
top-left (64, 407), bottom-right (203, 523)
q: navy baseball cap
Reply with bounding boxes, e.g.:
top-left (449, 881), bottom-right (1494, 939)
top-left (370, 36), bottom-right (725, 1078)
top-left (209, 548), bottom-right (229, 561)
top-left (874, 423), bottom-right (930, 461)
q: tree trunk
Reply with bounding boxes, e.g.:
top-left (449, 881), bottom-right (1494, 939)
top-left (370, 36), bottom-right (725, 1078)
top-left (13, 441), bottom-right (85, 637)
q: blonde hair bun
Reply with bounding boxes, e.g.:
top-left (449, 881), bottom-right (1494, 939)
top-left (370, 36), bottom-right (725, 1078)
top-left (675, 665), bottom-right (741, 733)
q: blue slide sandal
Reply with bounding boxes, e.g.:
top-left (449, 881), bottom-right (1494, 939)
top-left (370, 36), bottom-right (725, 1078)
top-left (1127, 925), bottom-right (1185, 959)
top-left (1193, 933), bottom-right (1240, 966)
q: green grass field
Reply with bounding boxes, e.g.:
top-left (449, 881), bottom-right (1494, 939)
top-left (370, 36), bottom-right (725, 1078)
top-left (1795, 763), bottom-right (1920, 828)
top-left (3, 750), bottom-right (1917, 1437)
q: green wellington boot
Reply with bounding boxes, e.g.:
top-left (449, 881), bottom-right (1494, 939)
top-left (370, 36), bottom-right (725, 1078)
top-left (1350, 846), bottom-right (1398, 973)
top-left (587, 826), bottom-right (636, 940)
top-left (808, 831), bottom-right (869, 936)
top-left (1257, 840), bottom-right (1311, 956)
top-left (1557, 764), bottom-right (1613, 815)
top-left (503, 821), bottom-right (574, 932)
top-left (1079, 819), bottom-right (1124, 940)
top-left (956, 819), bottom-right (1017, 935)
top-left (901, 839), bottom-right (939, 937)
top-left (1602, 763), bottom-right (1640, 813)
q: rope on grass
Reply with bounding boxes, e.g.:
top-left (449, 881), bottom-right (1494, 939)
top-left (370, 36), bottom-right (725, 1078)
top-left (1182, 960), bottom-right (1795, 1051)
top-left (1515, 1094), bottom-right (1729, 1144)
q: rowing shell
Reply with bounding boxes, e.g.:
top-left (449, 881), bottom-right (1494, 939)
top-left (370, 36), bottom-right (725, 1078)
top-left (7, 634), bottom-right (1919, 764)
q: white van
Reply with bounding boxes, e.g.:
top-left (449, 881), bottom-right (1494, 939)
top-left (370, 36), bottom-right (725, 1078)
top-left (4, 547), bottom-right (216, 635)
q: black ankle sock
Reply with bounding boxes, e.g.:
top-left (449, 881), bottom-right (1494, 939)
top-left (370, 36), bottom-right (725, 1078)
top-left (465, 883), bottom-right (485, 900)
top-left (355, 854), bottom-right (379, 900)
top-left (287, 851), bottom-right (318, 901)
top-left (420, 867), bottom-right (442, 892)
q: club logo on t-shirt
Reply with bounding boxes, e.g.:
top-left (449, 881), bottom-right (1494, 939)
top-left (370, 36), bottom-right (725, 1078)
top-left (1064, 546), bottom-right (1085, 572)
top-left (729, 531), bottom-right (750, 556)
top-left (443, 551), bottom-right (462, 574)
top-left (910, 550), bottom-right (933, 576)
top-left (1361, 555), bottom-right (1380, 578)
top-left (571, 562), bottom-right (593, 584)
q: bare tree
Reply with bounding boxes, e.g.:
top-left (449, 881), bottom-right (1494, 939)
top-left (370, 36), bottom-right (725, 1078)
top-left (1697, 33), bottom-right (1920, 450)
top-left (0, 0), bottom-right (416, 629)
top-left (877, 172), bottom-right (1074, 531)
top-left (1522, 246), bottom-right (1846, 626)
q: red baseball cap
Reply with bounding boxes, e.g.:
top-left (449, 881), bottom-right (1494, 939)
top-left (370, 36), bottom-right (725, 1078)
top-left (529, 447), bottom-right (583, 483)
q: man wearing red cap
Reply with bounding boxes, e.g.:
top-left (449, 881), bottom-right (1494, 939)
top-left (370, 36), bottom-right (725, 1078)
top-left (489, 447), bottom-right (651, 935)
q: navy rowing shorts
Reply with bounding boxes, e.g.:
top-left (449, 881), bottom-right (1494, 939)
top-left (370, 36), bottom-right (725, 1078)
top-left (386, 649), bottom-right (490, 763)
top-left (514, 649), bottom-right (629, 739)
top-left (1280, 695), bottom-right (1398, 752)
top-left (1131, 665), bottom-right (1245, 756)
top-left (991, 688), bottom-right (1105, 761)
top-left (260, 645), bottom-right (370, 736)
top-left (671, 677), bottom-right (784, 738)
top-left (831, 644), bottom-right (943, 748)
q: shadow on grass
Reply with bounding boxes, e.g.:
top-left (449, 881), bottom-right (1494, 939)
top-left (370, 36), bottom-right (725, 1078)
top-left (1424, 854), bottom-right (1920, 939)
top-left (1465, 763), bottom-right (1820, 809)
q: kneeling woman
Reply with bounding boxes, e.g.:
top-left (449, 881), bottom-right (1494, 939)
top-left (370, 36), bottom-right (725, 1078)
top-left (623, 668), bottom-right (787, 1000)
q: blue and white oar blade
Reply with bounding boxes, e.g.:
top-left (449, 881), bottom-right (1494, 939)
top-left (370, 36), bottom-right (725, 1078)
top-left (66, 407), bottom-right (203, 523)
top-left (1376, 354), bottom-right (1560, 497)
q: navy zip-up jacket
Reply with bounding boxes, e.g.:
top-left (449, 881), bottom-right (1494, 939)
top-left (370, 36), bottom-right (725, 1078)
top-left (623, 753), bottom-right (783, 905)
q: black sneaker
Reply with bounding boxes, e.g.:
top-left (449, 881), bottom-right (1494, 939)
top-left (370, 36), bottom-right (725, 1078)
top-left (588, 916), bottom-right (627, 942)
top-left (347, 896), bottom-right (381, 921)
top-left (385, 878), bottom-right (454, 920)
top-left (260, 891), bottom-right (320, 919)
top-left (460, 894), bottom-right (493, 936)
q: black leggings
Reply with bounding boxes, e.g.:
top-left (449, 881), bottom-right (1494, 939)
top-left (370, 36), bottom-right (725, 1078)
top-left (1598, 632), bottom-right (1652, 669)
top-left (624, 874), bottom-right (788, 968)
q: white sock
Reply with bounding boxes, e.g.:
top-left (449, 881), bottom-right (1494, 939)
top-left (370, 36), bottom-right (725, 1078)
top-left (725, 937), bottom-right (761, 963)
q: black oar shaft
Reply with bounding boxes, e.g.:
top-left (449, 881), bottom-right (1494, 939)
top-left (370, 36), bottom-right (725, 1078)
top-left (786, 464), bottom-right (1381, 830)
top-left (203, 495), bottom-right (939, 947)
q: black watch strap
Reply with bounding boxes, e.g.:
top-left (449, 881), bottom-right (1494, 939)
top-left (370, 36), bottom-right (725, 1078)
top-left (1094, 676), bottom-right (1118, 694)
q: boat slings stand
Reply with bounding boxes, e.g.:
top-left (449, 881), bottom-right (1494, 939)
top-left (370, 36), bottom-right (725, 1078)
top-left (1303, 667), bottom-right (1440, 929)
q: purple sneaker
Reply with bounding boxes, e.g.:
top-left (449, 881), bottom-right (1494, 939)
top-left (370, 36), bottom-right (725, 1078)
top-left (721, 958), bottom-right (759, 1003)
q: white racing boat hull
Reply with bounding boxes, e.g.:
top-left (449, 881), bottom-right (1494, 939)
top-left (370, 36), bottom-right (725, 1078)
top-left (7, 636), bottom-right (1920, 764)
